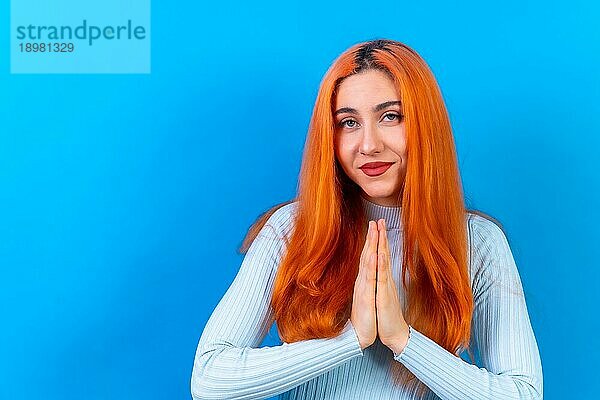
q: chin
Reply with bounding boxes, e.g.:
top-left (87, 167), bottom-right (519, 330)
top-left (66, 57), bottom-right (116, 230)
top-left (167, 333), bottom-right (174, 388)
top-left (360, 184), bottom-right (402, 202)
top-left (360, 184), bottom-right (395, 198)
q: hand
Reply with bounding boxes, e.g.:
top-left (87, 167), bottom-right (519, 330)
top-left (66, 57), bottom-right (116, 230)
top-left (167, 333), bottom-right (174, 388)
top-left (350, 220), bottom-right (378, 350)
top-left (375, 219), bottom-right (410, 356)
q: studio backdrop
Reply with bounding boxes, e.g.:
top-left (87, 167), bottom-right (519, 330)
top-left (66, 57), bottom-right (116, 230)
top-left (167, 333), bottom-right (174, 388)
top-left (1, 0), bottom-right (598, 399)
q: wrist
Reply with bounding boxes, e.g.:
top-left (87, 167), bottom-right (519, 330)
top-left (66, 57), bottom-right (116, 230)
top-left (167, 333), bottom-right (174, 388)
top-left (390, 325), bottom-right (410, 356)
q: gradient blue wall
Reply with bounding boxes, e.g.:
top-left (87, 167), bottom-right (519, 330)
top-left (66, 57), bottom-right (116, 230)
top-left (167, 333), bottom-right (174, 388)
top-left (1, 1), bottom-right (598, 398)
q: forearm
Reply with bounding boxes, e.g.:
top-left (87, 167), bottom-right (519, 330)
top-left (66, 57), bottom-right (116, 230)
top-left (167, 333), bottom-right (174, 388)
top-left (191, 320), bottom-right (364, 400)
top-left (393, 326), bottom-right (543, 400)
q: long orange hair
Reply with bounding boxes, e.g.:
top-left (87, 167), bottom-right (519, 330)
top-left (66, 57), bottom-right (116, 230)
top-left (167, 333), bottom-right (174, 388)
top-left (240, 39), bottom-right (479, 393)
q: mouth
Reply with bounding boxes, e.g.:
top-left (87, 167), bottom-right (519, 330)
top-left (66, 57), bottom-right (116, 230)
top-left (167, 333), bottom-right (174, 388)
top-left (359, 162), bottom-right (394, 177)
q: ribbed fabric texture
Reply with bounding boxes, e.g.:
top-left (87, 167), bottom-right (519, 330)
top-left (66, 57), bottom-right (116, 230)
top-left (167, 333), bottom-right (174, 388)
top-left (190, 197), bottom-right (543, 400)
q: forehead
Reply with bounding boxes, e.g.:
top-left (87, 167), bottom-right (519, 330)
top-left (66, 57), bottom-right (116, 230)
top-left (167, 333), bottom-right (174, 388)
top-left (334, 70), bottom-right (398, 108)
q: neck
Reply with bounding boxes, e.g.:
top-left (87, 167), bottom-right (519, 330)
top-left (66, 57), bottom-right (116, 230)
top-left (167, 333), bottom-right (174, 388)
top-left (359, 195), bottom-right (402, 230)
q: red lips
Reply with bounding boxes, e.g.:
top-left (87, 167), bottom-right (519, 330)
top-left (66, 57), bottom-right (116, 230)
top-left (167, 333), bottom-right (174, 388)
top-left (360, 162), bottom-right (393, 169)
top-left (359, 162), bottom-right (394, 177)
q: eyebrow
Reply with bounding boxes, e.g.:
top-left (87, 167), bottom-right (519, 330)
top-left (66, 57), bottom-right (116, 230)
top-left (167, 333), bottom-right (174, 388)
top-left (333, 100), bottom-right (402, 117)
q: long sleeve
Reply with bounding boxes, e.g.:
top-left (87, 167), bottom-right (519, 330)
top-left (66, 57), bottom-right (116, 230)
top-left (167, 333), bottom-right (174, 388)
top-left (393, 216), bottom-right (543, 400)
top-left (190, 204), bottom-right (364, 400)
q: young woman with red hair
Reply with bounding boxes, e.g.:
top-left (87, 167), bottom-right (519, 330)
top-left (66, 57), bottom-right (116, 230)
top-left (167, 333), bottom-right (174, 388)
top-left (191, 39), bottom-right (543, 400)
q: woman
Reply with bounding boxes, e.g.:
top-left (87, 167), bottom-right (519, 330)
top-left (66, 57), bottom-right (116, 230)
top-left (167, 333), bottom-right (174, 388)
top-left (190, 39), bottom-right (543, 400)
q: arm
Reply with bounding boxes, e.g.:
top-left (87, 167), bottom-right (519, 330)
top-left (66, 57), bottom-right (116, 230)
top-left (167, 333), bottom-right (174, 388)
top-left (190, 204), bottom-right (364, 400)
top-left (392, 217), bottom-right (543, 400)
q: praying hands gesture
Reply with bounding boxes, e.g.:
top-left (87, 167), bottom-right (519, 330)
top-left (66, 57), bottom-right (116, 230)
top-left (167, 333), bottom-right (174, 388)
top-left (350, 219), bottom-right (410, 355)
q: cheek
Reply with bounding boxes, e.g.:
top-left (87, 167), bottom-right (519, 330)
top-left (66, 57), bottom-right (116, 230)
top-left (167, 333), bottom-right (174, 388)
top-left (397, 143), bottom-right (407, 159)
top-left (393, 132), bottom-right (408, 158)
top-left (334, 146), bottom-right (355, 173)
top-left (335, 134), bottom-right (357, 154)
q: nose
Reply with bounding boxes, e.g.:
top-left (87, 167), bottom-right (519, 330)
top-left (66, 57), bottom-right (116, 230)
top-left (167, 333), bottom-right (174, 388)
top-left (359, 121), bottom-right (383, 155)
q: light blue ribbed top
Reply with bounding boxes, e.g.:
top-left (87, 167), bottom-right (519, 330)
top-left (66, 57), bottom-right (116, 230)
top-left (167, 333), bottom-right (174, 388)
top-left (190, 197), bottom-right (543, 399)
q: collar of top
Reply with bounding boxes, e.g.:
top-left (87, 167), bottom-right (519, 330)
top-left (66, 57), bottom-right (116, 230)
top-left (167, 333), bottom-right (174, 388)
top-left (360, 195), bottom-right (402, 230)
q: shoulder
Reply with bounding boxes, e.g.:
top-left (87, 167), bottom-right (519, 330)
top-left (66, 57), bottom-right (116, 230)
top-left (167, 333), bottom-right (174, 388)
top-left (268, 201), bottom-right (298, 223)
top-left (466, 211), bottom-right (510, 258)
top-left (466, 211), bottom-right (524, 298)
top-left (258, 201), bottom-right (299, 241)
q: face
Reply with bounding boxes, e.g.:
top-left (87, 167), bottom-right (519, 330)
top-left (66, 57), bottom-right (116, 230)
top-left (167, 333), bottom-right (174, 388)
top-left (333, 69), bottom-right (407, 207)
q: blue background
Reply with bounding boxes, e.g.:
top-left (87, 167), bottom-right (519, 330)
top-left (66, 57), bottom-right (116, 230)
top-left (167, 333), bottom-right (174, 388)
top-left (1, 1), bottom-right (598, 398)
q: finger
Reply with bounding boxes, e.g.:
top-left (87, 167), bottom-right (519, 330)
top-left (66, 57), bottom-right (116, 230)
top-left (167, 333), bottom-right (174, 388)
top-left (381, 219), bottom-right (391, 258)
top-left (366, 252), bottom-right (378, 285)
top-left (358, 221), bottom-right (374, 283)
top-left (377, 219), bottom-right (385, 270)
top-left (368, 223), bottom-right (380, 286)
top-left (377, 250), bottom-right (388, 285)
top-left (357, 253), bottom-right (377, 302)
top-left (359, 221), bottom-right (372, 264)
top-left (379, 219), bottom-right (392, 282)
top-left (364, 221), bottom-right (377, 268)
top-left (358, 221), bottom-right (370, 266)
top-left (369, 220), bottom-right (378, 256)
top-left (377, 220), bottom-right (391, 284)
top-left (370, 221), bottom-right (379, 280)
